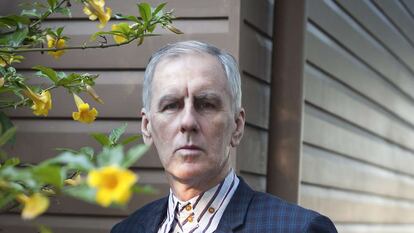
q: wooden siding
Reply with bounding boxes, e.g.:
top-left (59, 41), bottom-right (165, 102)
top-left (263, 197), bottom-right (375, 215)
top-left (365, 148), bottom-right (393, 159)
top-left (1, 0), bottom-right (275, 232)
top-left (302, 0), bottom-right (414, 231)
top-left (237, 0), bottom-right (273, 192)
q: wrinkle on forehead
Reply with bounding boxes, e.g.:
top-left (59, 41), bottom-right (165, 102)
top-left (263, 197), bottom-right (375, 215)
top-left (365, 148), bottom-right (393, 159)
top-left (149, 52), bottom-right (234, 115)
top-left (153, 53), bottom-right (226, 83)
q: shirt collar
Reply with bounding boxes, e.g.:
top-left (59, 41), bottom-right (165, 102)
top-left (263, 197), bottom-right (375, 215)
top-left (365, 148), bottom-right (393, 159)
top-left (165, 169), bottom-right (239, 229)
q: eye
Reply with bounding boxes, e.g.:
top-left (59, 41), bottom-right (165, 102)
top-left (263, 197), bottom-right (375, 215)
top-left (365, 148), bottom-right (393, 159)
top-left (162, 102), bottom-right (179, 111)
top-left (198, 102), bottom-right (216, 110)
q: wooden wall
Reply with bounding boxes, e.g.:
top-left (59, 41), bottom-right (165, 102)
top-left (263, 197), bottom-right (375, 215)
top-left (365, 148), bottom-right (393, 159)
top-left (237, 0), bottom-right (274, 192)
top-left (0, 0), bottom-right (274, 232)
top-left (301, 0), bottom-right (414, 232)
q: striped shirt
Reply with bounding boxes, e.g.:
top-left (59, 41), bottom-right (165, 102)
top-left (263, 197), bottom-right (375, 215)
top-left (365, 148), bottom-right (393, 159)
top-left (157, 170), bottom-right (239, 233)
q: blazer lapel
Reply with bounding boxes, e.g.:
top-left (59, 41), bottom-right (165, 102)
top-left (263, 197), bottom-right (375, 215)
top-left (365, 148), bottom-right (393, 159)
top-left (215, 177), bottom-right (255, 232)
top-left (141, 197), bottom-right (169, 233)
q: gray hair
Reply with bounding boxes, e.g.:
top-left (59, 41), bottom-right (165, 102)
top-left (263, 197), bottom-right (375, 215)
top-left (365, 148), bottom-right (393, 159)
top-left (142, 40), bottom-right (242, 114)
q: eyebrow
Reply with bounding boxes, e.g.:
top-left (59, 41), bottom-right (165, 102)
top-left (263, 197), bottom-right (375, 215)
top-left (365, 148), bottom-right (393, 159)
top-left (157, 94), bottom-right (180, 109)
top-left (156, 91), bottom-right (223, 109)
top-left (194, 92), bottom-right (222, 102)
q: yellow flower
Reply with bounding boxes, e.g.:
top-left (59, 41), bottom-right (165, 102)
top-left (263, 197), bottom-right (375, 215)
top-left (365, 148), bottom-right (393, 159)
top-left (87, 165), bottom-right (137, 207)
top-left (111, 24), bottom-right (128, 44)
top-left (16, 193), bottom-right (49, 220)
top-left (24, 88), bottom-right (52, 116)
top-left (83, 0), bottom-right (111, 29)
top-left (72, 93), bottom-right (98, 123)
top-left (46, 35), bottom-right (66, 59)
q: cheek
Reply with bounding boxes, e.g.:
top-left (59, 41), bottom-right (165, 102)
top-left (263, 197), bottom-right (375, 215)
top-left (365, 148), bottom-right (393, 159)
top-left (205, 116), bottom-right (234, 148)
top-left (150, 118), bottom-right (174, 148)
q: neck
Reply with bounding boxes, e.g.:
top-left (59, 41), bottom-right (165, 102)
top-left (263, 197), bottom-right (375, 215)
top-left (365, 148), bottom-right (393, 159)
top-left (167, 166), bottom-right (231, 201)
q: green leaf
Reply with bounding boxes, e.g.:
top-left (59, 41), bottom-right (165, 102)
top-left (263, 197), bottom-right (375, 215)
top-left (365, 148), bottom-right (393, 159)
top-left (47, 0), bottom-right (57, 9)
top-left (0, 166), bottom-right (35, 188)
top-left (0, 87), bottom-right (13, 94)
top-left (114, 14), bottom-right (140, 23)
top-left (0, 149), bottom-right (8, 161)
top-left (0, 192), bottom-right (16, 209)
top-left (121, 135), bottom-right (140, 145)
top-left (121, 144), bottom-right (149, 168)
top-left (38, 225), bottom-right (53, 233)
top-left (33, 65), bottom-right (59, 84)
top-left (91, 133), bottom-right (111, 146)
top-left (56, 71), bottom-right (67, 79)
top-left (0, 127), bottom-right (16, 147)
top-left (90, 31), bottom-right (106, 41)
top-left (63, 184), bottom-right (96, 204)
top-left (55, 7), bottom-right (72, 17)
top-left (131, 184), bottom-right (157, 195)
top-left (148, 24), bottom-right (156, 33)
top-left (21, 9), bottom-right (42, 18)
top-left (109, 124), bottom-right (127, 145)
top-left (55, 147), bottom-right (78, 154)
top-left (153, 2), bottom-right (167, 16)
top-left (44, 152), bottom-right (94, 171)
top-left (0, 26), bottom-right (29, 47)
top-left (7, 181), bottom-right (25, 192)
top-left (56, 27), bottom-right (64, 36)
top-left (56, 73), bottom-right (78, 86)
top-left (47, 29), bottom-right (58, 38)
top-left (114, 22), bottom-right (131, 33)
top-left (0, 111), bottom-right (13, 135)
top-left (79, 146), bottom-right (94, 160)
top-left (1, 15), bottom-right (31, 25)
top-left (32, 165), bottom-right (64, 189)
top-left (97, 145), bottom-right (124, 167)
top-left (138, 3), bottom-right (152, 22)
top-left (0, 17), bottom-right (18, 28)
top-left (4, 157), bottom-right (20, 167)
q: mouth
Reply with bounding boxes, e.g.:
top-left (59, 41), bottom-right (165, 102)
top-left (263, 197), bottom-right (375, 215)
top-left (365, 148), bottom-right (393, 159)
top-left (176, 145), bottom-right (203, 155)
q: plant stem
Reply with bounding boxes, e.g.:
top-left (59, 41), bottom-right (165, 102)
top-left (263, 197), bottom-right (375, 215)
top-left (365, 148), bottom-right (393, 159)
top-left (30, 0), bottom-right (69, 29)
top-left (2, 39), bottom-right (135, 53)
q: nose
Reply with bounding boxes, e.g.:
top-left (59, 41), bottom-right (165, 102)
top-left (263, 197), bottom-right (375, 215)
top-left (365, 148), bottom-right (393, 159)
top-left (180, 103), bottom-right (199, 133)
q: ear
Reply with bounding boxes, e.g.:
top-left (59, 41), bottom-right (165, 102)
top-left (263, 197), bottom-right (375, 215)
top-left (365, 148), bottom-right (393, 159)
top-left (141, 108), bottom-right (153, 145)
top-left (231, 108), bottom-right (245, 147)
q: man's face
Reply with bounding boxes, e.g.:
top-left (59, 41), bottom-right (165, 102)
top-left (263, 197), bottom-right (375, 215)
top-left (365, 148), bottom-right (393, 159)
top-left (141, 52), bottom-right (244, 185)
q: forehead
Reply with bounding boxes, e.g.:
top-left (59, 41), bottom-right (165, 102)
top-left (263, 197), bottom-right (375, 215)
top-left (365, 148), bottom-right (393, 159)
top-left (151, 52), bottom-right (230, 98)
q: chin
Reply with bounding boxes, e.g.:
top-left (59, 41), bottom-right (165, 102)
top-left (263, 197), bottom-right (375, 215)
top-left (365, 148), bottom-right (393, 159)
top-left (169, 164), bottom-right (210, 182)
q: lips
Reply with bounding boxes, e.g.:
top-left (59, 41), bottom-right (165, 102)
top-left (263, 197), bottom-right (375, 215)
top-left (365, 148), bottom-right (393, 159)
top-left (175, 145), bottom-right (203, 155)
top-left (177, 145), bottom-right (202, 151)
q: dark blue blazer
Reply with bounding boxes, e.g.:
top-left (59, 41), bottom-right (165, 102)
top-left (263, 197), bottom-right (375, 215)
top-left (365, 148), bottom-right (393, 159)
top-left (111, 178), bottom-right (338, 233)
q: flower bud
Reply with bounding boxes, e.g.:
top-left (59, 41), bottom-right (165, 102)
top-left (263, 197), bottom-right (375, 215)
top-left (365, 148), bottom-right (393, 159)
top-left (86, 85), bottom-right (104, 104)
top-left (166, 25), bottom-right (183, 34)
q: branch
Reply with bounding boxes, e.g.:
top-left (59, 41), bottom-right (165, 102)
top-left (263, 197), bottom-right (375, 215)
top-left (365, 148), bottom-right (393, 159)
top-left (2, 38), bottom-right (135, 54)
top-left (0, 84), bottom-right (57, 109)
top-left (30, 0), bottom-right (69, 29)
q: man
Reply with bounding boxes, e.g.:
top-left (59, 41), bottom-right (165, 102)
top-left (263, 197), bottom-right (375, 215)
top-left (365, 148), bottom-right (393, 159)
top-left (111, 41), bottom-right (337, 233)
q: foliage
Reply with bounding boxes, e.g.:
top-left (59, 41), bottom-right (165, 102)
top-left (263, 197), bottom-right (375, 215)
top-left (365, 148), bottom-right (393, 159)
top-left (0, 0), bottom-right (182, 122)
top-left (0, 0), bottom-right (182, 231)
top-left (0, 124), bottom-right (150, 215)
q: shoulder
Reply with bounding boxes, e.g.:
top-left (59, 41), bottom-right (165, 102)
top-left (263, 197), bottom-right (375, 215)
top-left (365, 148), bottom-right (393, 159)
top-left (110, 197), bottom-right (168, 233)
top-left (223, 178), bottom-right (337, 232)
top-left (249, 191), bottom-right (317, 218)
top-left (246, 191), bottom-right (337, 232)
